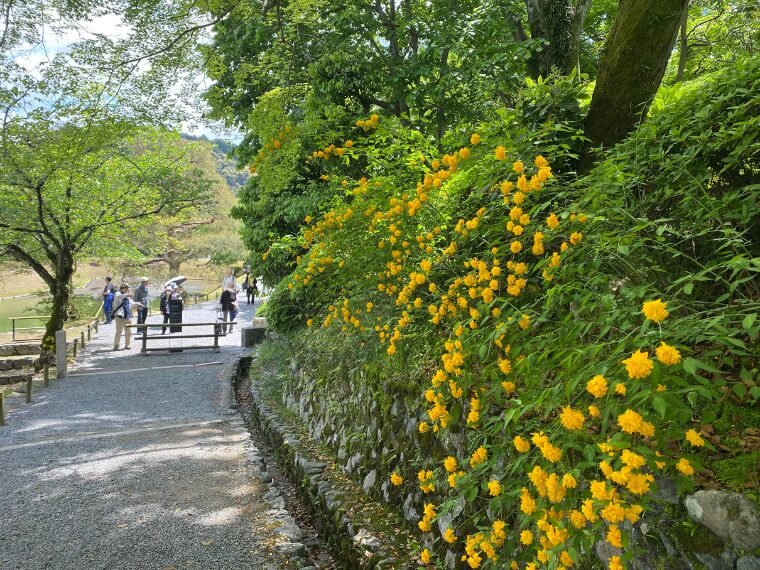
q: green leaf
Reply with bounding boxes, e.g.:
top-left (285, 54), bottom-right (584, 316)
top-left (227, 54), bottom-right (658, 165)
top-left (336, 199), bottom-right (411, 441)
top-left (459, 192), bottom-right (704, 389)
top-left (651, 396), bottom-right (667, 419)
top-left (742, 313), bottom-right (757, 330)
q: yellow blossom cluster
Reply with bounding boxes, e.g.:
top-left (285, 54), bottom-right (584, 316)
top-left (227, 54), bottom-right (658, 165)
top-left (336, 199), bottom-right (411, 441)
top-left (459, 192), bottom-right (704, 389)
top-left (283, 127), bottom-right (706, 570)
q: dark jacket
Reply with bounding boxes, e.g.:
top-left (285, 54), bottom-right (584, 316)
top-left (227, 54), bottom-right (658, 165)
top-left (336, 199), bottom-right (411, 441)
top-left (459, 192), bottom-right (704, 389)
top-left (160, 293), bottom-right (171, 315)
top-left (220, 290), bottom-right (233, 310)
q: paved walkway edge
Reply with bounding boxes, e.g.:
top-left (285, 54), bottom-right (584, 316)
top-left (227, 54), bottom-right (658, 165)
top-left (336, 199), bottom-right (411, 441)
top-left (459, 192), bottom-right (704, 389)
top-left (226, 356), bottom-right (317, 568)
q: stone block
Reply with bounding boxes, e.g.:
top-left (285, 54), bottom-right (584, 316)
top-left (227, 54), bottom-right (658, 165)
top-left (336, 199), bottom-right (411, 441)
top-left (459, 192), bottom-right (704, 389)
top-left (241, 325), bottom-right (266, 347)
top-left (685, 490), bottom-right (760, 551)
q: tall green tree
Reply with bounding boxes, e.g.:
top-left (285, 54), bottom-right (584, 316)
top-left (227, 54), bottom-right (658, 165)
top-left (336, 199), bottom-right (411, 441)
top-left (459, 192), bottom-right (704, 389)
top-left (0, 73), bottom-right (212, 350)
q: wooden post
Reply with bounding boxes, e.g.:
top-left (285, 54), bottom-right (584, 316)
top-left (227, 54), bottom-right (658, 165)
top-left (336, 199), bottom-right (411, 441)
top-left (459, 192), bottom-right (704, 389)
top-left (44, 363), bottom-right (49, 387)
top-left (213, 323), bottom-right (220, 352)
top-left (80, 331), bottom-right (85, 350)
top-left (73, 338), bottom-right (78, 358)
top-left (55, 330), bottom-right (67, 379)
top-left (141, 326), bottom-right (148, 355)
top-left (11, 318), bottom-right (16, 343)
top-left (26, 378), bottom-right (32, 403)
top-left (87, 325), bottom-right (91, 341)
top-left (0, 390), bottom-right (5, 426)
top-left (94, 320), bottom-right (98, 333)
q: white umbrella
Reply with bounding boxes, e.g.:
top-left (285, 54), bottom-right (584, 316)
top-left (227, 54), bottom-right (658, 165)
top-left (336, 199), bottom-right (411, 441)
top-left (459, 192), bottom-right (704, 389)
top-left (164, 275), bottom-right (187, 288)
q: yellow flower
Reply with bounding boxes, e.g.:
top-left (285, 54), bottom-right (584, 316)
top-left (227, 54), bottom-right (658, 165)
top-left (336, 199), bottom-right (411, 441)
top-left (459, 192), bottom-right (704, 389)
top-left (562, 473), bottom-right (577, 488)
top-left (587, 375), bottom-right (608, 398)
top-left (622, 350), bottom-right (654, 379)
top-left (444, 527), bottom-right (457, 543)
top-left (546, 212), bottom-right (560, 230)
top-left (420, 548), bottom-right (431, 564)
top-left (642, 299), bottom-right (669, 322)
top-left (606, 524), bottom-right (623, 548)
top-left (676, 457), bottom-right (695, 476)
top-left (470, 446), bottom-right (487, 467)
top-left (685, 429), bottom-right (705, 447)
top-left (306, 319), bottom-right (313, 327)
top-left (520, 530), bottom-right (533, 545)
top-left (513, 161), bottom-right (524, 173)
top-left (617, 409), bottom-right (644, 434)
top-left (418, 518), bottom-right (432, 532)
top-left (488, 479), bottom-right (502, 496)
top-left (510, 240), bottom-right (522, 254)
top-left (470, 133), bottom-right (481, 145)
top-left (569, 231), bottom-right (583, 245)
top-left (444, 456), bottom-right (458, 472)
top-left (418, 421), bottom-right (429, 433)
top-left (589, 404), bottom-right (601, 418)
top-left (614, 382), bottom-right (627, 395)
top-left (513, 435), bottom-right (530, 453)
top-left (560, 406), bottom-right (585, 430)
top-left (656, 341), bottom-right (681, 365)
top-left (519, 314), bottom-right (530, 330)
top-left (501, 381), bottom-right (516, 394)
top-left (609, 556), bottom-right (624, 570)
top-left (460, 147), bottom-right (471, 159)
top-left (495, 146), bottom-right (506, 160)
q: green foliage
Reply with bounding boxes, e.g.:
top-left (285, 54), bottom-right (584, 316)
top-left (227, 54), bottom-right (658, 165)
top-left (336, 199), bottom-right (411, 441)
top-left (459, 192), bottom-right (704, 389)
top-left (261, 57), bottom-right (759, 567)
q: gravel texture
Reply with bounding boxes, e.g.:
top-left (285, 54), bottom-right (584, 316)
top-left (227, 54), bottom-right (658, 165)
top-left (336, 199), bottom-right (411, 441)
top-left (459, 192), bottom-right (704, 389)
top-left (0, 300), bottom-right (309, 570)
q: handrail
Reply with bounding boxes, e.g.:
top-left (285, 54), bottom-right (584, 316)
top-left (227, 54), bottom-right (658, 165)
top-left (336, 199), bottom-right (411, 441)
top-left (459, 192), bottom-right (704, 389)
top-left (125, 320), bottom-right (236, 353)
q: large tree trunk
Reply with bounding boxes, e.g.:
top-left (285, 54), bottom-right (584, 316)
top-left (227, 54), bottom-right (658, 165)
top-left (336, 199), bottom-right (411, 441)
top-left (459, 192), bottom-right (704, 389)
top-left (168, 259), bottom-right (182, 274)
top-left (42, 255), bottom-right (74, 353)
top-left (580, 0), bottom-right (688, 171)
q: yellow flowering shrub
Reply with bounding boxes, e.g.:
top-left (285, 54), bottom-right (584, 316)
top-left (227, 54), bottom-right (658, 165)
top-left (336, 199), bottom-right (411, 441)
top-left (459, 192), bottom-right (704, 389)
top-left (262, 112), bottom-right (760, 570)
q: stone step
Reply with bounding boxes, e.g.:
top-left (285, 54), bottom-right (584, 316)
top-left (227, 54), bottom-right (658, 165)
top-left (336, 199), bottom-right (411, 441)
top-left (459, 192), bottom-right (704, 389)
top-left (0, 343), bottom-right (42, 357)
top-left (0, 369), bottom-right (33, 385)
top-left (0, 355), bottom-right (37, 371)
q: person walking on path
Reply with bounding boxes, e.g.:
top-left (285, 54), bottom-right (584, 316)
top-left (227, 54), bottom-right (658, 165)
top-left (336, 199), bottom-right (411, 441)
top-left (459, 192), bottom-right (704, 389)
top-left (112, 283), bottom-right (141, 350)
top-left (134, 277), bottom-right (150, 334)
top-left (248, 277), bottom-right (258, 306)
top-left (159, 286), bottom-right (172, 334)
top-left (222, 268), bottom-right (236, 291)
top-left (242, 270), bottom-right (250, 301)
top-left (220, 287), bottom-right (234, 334)
top-left (102, 276), bottom-right (115, 324)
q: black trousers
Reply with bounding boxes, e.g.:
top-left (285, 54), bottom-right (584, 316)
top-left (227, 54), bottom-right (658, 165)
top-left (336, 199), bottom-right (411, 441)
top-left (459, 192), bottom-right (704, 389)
top-left (161, 314), bottom-right (170, 334)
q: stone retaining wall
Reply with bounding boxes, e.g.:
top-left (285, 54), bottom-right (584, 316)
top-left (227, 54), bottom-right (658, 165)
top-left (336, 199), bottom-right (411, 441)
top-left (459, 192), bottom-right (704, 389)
top-left (279, 349), bottom-right (760, 570)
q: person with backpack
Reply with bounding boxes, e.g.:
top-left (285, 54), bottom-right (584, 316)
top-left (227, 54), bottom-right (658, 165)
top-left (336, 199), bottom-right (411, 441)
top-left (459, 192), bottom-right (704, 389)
top-left (134, 277), bottom-right (150, 335)
top-left (220, 287), bottom-right (234, 334)
top-left (102, 276), bottom-right (115, 324)
top-left (112, 283), bottom-right (143, 350)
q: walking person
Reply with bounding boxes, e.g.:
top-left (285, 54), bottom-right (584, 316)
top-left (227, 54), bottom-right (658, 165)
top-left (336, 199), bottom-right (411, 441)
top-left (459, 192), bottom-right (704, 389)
top-left (248, 277), bottom-right (258, 306)
top-left (102, 276), bottom-right (115, 324)
top-left (222, 268), bottom-right (236, 291)
top-left (242, 270), bottom-right (250, 303)
top-left (220, 287), bottom-right (233, 334)
top-left (160, 287), bottom-right (172, 334)
top-left (134, 277), bottom-right (150, 335)
top-left (112, 283), bottom-right (141, 350)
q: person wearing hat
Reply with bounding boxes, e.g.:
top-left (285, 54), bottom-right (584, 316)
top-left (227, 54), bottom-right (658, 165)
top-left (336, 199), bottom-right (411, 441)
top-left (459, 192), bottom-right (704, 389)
top-left (112, 283), bottom-right (142, 350)
top-left (134, 277), bottom-right (150, 335)
top-left (160, 286), bottom-right (173, 334)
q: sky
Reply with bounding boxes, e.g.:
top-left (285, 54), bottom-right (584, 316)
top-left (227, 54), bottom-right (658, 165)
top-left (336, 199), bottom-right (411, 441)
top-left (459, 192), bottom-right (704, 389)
top-left (12, 13), bottom-right (239, 143)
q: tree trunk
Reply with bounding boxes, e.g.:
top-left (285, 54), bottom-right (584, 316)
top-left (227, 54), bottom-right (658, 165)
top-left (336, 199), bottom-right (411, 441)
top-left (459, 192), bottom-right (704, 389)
top-left (168, 259), bottom-right (182, 274)
top-left (42, 257), bottom-right (74, 353)
top-left (525, 0), bottom-right (591, 77)
top-left (676, 4), bottom-right (690, 82)
top-left (580, 0), bottom-right (688, 171)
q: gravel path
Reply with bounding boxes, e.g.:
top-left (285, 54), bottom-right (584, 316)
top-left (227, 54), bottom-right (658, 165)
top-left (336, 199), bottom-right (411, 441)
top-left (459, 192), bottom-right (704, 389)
top-left (0, 299), bottom-right (309, 570)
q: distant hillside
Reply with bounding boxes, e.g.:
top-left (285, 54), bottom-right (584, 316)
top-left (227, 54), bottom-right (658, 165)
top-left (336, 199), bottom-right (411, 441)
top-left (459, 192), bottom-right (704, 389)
top-left (181, 133), bottom-right (249, 193)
